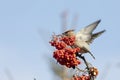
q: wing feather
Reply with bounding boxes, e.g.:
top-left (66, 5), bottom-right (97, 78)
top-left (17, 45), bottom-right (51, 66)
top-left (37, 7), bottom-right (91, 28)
top-left (83, 20), bottom-right (101, 34)
top-left (86, 30), bottom-right (106, 44)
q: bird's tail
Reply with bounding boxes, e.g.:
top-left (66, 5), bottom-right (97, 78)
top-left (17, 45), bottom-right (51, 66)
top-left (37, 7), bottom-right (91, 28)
top-left (88, 51), bottom-right (95, 59)
top-left (82, 47), bottom-right (95, 59)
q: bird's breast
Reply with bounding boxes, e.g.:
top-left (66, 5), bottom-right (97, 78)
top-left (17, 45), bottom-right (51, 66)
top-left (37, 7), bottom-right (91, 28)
top-left (76, 34), bottom-right (91, 41)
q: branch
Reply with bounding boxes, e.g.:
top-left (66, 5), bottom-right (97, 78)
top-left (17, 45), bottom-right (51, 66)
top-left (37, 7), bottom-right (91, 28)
top-left (77, 53), bottom-right (95, 80)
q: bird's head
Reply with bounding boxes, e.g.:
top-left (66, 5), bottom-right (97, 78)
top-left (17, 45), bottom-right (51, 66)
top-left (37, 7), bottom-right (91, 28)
top-left (62, 29), bottom-right (75, 36)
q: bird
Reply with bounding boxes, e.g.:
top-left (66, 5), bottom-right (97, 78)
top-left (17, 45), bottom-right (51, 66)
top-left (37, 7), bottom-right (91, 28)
top-left (62, 20), bottom-right (106, 59)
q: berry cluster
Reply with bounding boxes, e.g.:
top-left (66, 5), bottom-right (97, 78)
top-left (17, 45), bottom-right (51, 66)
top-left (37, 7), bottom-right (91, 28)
top-left (90, 67), bottom-right (98, 77)
top-left (49, 34), bottom-right (99, 80)
top-left (50, 35), bottom-right (81, 68)
top-left (60, 36), bottom-right (75, 46)
top-left (53, 48), bottom-right (80, 68)
top-left (72, 75), bottom-right (90, 80)
top-left (50, 40), bottom-right (67, 50)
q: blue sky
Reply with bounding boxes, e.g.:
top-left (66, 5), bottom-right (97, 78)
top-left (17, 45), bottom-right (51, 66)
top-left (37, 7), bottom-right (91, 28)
top-left (0, 0), bottom-right (120, 80)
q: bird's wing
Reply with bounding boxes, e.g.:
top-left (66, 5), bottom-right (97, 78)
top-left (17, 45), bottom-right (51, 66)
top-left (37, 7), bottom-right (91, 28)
top-left (83, 20), bottom-right (101, 34)
top-left (86, 30), bottom-right (106, 44)
top-left (76, 20), bottom-right (101, 35)
top-left (75, 20), bottom-right (101, 41)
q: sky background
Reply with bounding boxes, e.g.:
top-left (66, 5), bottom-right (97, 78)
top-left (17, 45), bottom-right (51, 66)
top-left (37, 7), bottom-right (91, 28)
top-left (0, 0), bottom-right (120, 80)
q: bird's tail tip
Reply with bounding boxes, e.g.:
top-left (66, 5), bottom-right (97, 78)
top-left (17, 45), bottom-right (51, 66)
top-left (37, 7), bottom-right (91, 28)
top-left (88, 51), bottom-right (95, 59)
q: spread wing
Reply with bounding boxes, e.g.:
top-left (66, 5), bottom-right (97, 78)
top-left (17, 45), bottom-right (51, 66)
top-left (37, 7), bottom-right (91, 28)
top-left (76, 20), bottom-right (101, 41)
top-left (86, 30), bottom-right (106, 44)
top-left (83, 20), bottom-right (101, 34)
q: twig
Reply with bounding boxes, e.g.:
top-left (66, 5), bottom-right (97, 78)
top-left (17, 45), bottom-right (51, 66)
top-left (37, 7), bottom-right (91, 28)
top-left (77, 53), bottom-right (95, 80)
top-left (75, 67), bottom-right (86, 72)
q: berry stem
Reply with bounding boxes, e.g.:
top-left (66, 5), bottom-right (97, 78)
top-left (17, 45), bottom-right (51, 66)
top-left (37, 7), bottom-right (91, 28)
top-left (77, 54), bottom-right (94, 80)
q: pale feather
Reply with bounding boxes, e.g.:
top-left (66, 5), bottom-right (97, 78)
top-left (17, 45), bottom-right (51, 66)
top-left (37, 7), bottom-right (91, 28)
top-left (76, 20), bottom-right (101, 41)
